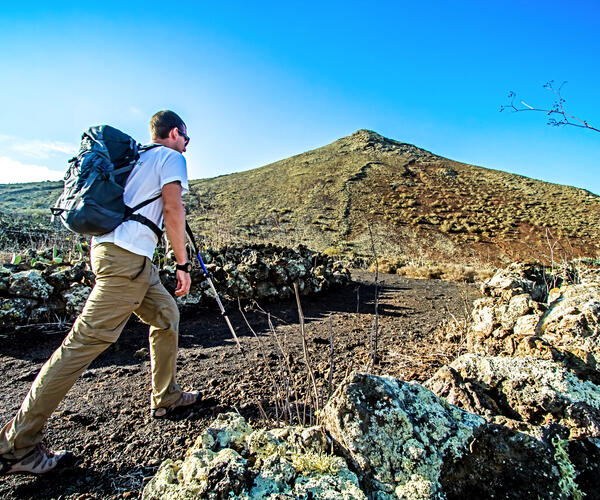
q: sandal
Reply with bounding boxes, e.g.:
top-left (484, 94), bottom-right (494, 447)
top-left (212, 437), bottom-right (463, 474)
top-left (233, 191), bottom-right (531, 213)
top-left (0, 444), bottom-right (73, 475)
top-left (151, 390), bottom-right (200, 419)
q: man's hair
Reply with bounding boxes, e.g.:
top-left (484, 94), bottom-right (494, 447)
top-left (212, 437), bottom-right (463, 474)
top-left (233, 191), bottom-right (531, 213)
top-left (150, 110), bottom-right (186, 140)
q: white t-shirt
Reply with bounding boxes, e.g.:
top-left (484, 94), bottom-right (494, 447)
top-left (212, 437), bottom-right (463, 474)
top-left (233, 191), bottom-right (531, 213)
top-left (93, 145), bottom-right (189, 259)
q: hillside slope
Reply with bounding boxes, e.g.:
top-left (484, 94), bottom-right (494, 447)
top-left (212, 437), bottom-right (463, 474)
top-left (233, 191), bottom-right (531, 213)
top-left (185, 129), bottom-right (600, 264)
top-left (1, 130), bottom-right (599, 265)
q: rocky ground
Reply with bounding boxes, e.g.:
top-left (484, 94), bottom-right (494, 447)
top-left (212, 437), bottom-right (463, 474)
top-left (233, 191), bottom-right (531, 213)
top-left (0, 270), bottom-right (472, 499)
top-left (138, 262), bottom-right (600, 500)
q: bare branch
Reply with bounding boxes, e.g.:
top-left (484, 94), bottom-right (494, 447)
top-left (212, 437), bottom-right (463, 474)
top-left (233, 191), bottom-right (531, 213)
top-left (294, 283), bottom-right (320, 424)
top-left (238, 299), bottom-right (285, 422)
top-left (327, 313), bottom-right (335, 402)
top-left (367, 224), bottom-right (380, 367)
top-left (500, 81), bottom-right (599, 133)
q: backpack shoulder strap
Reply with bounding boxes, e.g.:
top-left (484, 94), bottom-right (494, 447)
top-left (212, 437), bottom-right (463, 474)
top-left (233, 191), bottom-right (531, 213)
top-left (139, 143), bottom-right (163, 152)
top-left (126, 194), bottom-right (162, 215)
top-left (119, 144), bottom-right (166, 239)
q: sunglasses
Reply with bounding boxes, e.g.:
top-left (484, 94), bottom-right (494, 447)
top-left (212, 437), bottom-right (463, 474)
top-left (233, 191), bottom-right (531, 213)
top-left (177, 129), bottom-right (190, 146)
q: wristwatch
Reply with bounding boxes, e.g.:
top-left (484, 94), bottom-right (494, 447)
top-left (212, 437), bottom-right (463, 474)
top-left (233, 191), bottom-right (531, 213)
top-left (175, 262), bottom-right (192, 273)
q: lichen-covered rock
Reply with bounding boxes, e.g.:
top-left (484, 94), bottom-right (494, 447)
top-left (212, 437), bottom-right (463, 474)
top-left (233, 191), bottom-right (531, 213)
top-left (249, 454), bottom-right (297, 498)
top-left (468, 296), bottom-right (546, 356)
top-left (0, 298), bottom-right (37, 326)
top-left (537, 283), bottom-right (600, 360)
top-left (61, 284), bottom-right (91, 317)
top-left (143, 448), bottom-right (249, 500)
top-left (168, 243), bottom-right (349, 308)
top-left (439, 423), bottom-right (565, 500)
top-left (9, 270), bottom-right (53, 299)
top-left (425, 354), bottom-right (600, 440)
top-left (0, 266), bottom-right (11, 294)
top-left (480, 263), bottom-right (549, 302)
top-left (321, 372), bottom-right (485, 499)
top-left (200, 413), bottom-right (254, 453)
top-left (468, 264), bottom-right (600, 363)
top-left (293, 468), bottom-right (366, 500)
top-left (143, 413), bottom-right (363, 499)
top-left (45, 261), bottom-right (93, 291)
top-left (512, 313), bottom-right (541, 336)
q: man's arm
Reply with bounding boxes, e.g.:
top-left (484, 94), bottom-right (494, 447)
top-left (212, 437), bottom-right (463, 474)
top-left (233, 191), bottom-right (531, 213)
top-left (162, 181), bottom-right (191, 296)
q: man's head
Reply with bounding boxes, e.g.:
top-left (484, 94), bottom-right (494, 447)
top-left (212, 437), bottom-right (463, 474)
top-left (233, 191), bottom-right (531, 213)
top-left (150, 110), bottom-right (189, 153)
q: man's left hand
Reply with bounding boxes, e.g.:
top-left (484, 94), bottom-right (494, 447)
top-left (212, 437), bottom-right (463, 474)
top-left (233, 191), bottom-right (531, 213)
top-left (175, 270), bottom-right (191, 296)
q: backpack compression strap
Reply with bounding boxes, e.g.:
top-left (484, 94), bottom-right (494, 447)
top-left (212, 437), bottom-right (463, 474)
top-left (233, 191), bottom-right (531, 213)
top-left (124, 195), bottom-right (163, 239)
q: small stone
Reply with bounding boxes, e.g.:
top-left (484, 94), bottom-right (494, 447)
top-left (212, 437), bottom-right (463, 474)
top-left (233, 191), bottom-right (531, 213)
top-left (134, 348), bottom-right (149, 360)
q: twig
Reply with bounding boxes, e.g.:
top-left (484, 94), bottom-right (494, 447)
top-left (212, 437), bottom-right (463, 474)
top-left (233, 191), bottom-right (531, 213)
top-left (367, 224), bottom-right (380, 366)
top-left (248, 300), bottom-right (290, 326)
top-left (238, 299), bottom-right (285, 423)
top-left (500, 81), bottom-right (599, 133)
top-left (327, 313), bottom-right (335, 403)
top-left (268, 313), bottom-right (302, 424)
top-left (294, 283), bottom-right (320, 423)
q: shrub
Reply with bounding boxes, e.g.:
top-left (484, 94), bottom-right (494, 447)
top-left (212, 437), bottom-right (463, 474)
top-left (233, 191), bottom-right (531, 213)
top-left (397, 262), bottom-right (494, 282)
top-left (368, 256), bottom-right (406, 274)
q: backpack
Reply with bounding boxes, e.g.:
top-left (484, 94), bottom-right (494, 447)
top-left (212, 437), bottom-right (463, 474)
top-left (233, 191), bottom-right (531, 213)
top-left (51, 125), bottom-right (163, 238)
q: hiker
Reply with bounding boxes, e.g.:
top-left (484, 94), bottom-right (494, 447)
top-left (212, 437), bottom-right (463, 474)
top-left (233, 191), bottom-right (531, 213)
top-left (0, 110), bottom-right (199, 475)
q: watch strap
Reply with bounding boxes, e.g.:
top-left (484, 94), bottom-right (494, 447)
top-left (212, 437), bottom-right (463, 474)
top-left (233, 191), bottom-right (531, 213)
top-left (175, 262), bottom-right (192, 273)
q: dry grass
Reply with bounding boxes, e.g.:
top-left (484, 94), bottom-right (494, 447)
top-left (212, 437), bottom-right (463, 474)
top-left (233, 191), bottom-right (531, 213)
top-left (397, 262), bottom-right (495, 283)
top-left (367, 256), bottom-right (405, 274)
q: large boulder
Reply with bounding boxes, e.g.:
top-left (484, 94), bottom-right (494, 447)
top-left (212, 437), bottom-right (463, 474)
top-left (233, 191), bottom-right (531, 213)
top-left (426, 355), bottom-right (600, 499)
top-left (321, 372), bottom-right (485, 499)
top-left (425, 354), bottom-right (600, 440)
top-left (144, 373), bottom-right (589, 499)
top-left (439, 424), bottom-right (581, 500)
top-left (322, 372), bottom-right (588, 499)
top-left (537, 283), bottom-right (600, 361)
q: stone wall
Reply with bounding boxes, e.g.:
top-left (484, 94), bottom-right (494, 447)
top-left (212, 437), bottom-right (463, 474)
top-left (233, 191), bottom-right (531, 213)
top-left (0, 243), bottom-right (350, 332)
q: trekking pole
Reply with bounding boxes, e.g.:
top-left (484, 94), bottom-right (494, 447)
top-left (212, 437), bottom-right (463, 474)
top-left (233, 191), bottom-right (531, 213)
top-left (185, 222), bottom-right (244, 355)
top-left (185, 223), bottom-right (271, 421)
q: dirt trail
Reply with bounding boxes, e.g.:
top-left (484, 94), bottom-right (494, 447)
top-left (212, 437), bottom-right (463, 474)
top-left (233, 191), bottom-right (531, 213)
top-left (0, 271), bottom-right (478, 499)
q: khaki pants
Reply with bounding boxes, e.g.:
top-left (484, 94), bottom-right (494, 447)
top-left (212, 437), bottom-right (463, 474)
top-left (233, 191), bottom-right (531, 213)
top-left (0, 242), bottom-right (182, 459)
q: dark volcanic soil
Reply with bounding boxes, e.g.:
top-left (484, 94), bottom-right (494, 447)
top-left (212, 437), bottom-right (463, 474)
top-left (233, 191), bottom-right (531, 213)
top-left (0, 271), bottom-right (478, 499)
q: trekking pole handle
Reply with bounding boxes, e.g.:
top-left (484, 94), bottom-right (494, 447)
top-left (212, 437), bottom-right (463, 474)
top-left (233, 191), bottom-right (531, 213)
top-left (185, 222), bottom-right (209, 273)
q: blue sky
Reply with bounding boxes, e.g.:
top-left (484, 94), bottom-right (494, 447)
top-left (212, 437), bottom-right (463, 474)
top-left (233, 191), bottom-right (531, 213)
top-left (1, 1), bottom-right (599, 194)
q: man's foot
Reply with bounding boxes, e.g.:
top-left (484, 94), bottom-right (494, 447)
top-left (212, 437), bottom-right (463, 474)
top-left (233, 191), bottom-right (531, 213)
top-left (0, 444), bottom-right (73, 475)
top-left (151, 390), bottom-right (200, 419)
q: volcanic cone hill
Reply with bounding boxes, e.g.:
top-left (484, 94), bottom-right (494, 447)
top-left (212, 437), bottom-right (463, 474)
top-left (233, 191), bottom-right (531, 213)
top-left (184, 129), bottom-right (600, 265)
top-left (1, 129), bottom-right (599, 265)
